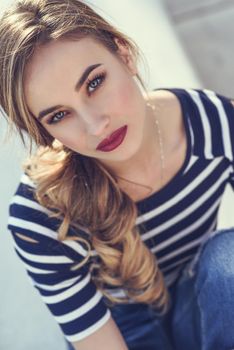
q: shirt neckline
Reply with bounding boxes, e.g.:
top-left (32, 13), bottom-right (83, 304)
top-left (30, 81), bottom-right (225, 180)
top-left (135, 87), bottom-right (192, 211)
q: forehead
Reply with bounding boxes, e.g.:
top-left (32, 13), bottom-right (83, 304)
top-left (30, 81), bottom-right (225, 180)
top-left (24, 37), bottom-right (112, 84)
top-left (23, 37), bottom-right (114, 113)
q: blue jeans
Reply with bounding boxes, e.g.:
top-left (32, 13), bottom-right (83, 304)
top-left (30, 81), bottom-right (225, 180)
top-left (65, 228), bottom-right (234, 350)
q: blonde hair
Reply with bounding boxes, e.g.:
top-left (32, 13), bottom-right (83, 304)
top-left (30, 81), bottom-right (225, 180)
top-left (0, 0), bottom-right (170, 314)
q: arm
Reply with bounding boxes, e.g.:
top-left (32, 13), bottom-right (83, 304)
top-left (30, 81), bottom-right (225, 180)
top-left (14, 234), bottom-right (129, 350)
top-left (72, 316), bottom-right (128, 350)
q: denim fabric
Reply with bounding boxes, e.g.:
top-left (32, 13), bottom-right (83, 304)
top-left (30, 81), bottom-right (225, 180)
top-left (171, 227), bottom-right (234, 350)
top-left (65, 228), bottom-right (234, 350)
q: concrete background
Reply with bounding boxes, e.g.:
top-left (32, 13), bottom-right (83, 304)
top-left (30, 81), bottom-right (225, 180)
top-left (164, 0), bottom-right (234, 96)
top-left (0, 0), bottom-right (233, 349)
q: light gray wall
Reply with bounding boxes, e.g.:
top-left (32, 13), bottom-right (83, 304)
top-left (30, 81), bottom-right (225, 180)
top-left (164, 0), bottom-right (234, 96)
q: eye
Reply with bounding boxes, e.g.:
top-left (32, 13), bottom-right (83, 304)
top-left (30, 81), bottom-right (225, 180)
top-left (86, 72), bottom-right (106, 95)
top-left (47, 110), bottom-right (68, 125)
top-left (47, 72), bottom-right (106, 125)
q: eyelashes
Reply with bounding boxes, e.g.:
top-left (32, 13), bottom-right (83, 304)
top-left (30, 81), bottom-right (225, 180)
top-left (86, 72), bottom-right (106, 96)
top-left (47, 71), bottom-right (106, 125)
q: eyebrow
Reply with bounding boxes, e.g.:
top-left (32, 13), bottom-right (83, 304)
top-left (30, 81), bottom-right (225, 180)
top-left (37, 63), bottom-right (103, 121)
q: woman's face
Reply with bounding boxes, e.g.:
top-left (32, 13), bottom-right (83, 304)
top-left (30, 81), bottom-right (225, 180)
top-left (24, 36), bottom-right (148, 167)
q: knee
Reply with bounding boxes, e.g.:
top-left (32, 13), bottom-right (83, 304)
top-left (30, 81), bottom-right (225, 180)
top-left (195, 228), bottom-right (234, 288)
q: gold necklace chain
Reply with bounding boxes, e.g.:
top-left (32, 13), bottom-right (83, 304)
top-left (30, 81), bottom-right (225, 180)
top-left (146, 100), bottom-right (165, 186)
top-left (115, 99), bottom-right (165, 195)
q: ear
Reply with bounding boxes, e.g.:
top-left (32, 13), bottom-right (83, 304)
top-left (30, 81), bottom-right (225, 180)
top-left (113, 37), bottom-right (138, 76)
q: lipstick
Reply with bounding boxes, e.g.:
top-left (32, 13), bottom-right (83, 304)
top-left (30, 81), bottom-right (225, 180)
top-left (96, 125), bottom-right (128, 152)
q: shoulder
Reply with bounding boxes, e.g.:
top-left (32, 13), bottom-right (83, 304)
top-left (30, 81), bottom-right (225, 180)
top-left (152, 88), bottom-right (234, 161)
top-left (8, 172), bottom-right (90, 263)
top-left (149, 88), bottom-right (187, 134)
top-left (186, 88), bottom-right (234, 161)
top-left (148, 89), bottom-right (186, 153)
top-left (149, 88), bottom-right (182, 115)
top-left (150, 87), bottom-right (234, 108)
top-left (7, 172), bottom-right (57, 242)
top-left (151, 88), bottom-right (234, 161)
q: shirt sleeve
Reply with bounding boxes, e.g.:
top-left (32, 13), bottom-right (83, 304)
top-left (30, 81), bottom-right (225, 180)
top-left (228, 99), bottom-right (234, 188)
top-left (192, 88), bottom-right (234, 189)
top-left (7, 175), bottom-right (111, 343)
top-left (213, 91), bottom-right (234, 190)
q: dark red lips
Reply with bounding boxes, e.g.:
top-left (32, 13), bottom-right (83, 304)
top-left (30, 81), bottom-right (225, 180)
top-left (96, 125), bottom-right (128, 152)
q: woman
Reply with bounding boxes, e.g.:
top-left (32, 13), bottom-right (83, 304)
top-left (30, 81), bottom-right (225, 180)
top-left (1, 0), bottom-right (234, 349)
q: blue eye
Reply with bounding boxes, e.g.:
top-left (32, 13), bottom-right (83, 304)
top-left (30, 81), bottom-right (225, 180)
top-left (47, 72), bottom-right (106, 125)
top-left (86, 72), bottom-right (106, 95)
top-left (47, 110), bottom-right (68, 125)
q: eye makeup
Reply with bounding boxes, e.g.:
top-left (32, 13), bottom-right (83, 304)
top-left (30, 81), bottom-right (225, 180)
top-left (46, 71), bottom-right (107, 125)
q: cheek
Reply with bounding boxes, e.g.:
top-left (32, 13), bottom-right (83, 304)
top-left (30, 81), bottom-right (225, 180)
top-left (109, 78), bottom-right (138, 114)
top-left (52, 126), bottom-right (86, 151)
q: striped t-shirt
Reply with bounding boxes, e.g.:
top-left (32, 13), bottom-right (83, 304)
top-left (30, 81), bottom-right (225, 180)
top-left (7, 88), bottom-right (234, 343)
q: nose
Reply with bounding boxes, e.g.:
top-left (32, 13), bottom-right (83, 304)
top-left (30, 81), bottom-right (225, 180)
top-left (81, 110), bottom-right (110, 137)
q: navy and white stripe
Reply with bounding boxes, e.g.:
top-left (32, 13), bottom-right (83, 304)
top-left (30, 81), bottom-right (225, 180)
top-left (7, 88), bottom-right (234, 342)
